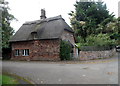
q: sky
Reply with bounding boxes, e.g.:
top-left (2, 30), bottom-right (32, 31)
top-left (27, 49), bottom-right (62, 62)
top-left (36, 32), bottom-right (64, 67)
top-left (7, 0), bottom-right (120, 32)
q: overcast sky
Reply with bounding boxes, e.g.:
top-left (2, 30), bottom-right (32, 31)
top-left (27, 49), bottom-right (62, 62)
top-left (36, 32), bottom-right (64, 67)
top-left (7, 0), bottom-right (120, 32)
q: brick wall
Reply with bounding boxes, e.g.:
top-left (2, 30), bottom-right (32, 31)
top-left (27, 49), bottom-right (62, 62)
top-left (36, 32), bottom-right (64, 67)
top-left (11, 39), bottom-right (60, 61)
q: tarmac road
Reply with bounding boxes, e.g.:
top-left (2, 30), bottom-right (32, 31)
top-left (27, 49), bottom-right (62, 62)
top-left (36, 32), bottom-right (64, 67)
top-left (1, 53), bottom-right (119, 84)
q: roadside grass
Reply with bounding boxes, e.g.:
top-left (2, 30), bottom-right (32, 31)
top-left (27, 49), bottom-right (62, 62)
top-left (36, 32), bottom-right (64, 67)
top-left (0, 74), bottom-right (19, 85)
top-left (0, 75), bottom-right (1, 85)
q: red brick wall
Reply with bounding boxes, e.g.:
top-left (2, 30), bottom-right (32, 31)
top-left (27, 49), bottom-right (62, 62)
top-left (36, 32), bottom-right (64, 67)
top-left (11, 39), bottom-right (60, 61)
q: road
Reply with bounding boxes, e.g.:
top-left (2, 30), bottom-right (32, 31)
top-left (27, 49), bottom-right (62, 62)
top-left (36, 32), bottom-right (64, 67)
top-left (1, 53), bottom-right (119, 84)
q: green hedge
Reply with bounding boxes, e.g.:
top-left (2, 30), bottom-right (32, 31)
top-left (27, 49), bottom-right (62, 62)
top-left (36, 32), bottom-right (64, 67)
top-left (60, 41), bottom-right (72, 60)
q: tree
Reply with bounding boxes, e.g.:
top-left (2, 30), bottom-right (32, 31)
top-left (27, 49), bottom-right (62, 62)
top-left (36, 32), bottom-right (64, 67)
top-left (1, 1), bottom-right (16, 48)
top-left (69, 0), bottom-right (114, 42)
top-left (109, 17), bottom-right (120, 45)
top-left (117, 17), bottom-right (120, 33)
top-left (1, 1), bottom-right (16, 59)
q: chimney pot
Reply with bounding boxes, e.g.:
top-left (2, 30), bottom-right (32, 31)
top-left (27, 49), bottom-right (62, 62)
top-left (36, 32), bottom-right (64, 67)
top-left (40, 9), bottom-right (46, 19)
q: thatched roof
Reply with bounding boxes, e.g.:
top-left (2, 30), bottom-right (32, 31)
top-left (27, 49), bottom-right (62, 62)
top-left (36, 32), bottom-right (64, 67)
top-left (10, 15), bottom-right (74, 42)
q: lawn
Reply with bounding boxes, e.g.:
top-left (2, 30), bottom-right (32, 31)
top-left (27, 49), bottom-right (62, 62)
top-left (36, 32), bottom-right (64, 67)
top-left (0, 74), bottom-right (19, 85)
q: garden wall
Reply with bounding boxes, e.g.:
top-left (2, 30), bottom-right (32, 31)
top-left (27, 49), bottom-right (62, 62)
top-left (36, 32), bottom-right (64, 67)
top-left (79, 46), bottom-right (116, 60)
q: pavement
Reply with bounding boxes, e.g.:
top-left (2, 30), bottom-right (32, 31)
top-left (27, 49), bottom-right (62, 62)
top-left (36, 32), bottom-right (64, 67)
top-left (1, 52), bottom-right (119, 84)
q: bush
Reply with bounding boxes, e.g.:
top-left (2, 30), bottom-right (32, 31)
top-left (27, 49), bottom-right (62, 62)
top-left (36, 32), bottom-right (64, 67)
top-left (60, 41), bottom-right (72, 60)
top-left (86, 34), bottom-right (116, 46)
top-left (76, 33), bottom-right (116, 49)
top-left (110, 33), bottom-right (120, 39)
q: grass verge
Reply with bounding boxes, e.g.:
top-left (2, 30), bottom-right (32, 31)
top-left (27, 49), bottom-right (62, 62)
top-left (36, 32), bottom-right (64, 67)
top-left (0, 74), bottom-right (19, 85)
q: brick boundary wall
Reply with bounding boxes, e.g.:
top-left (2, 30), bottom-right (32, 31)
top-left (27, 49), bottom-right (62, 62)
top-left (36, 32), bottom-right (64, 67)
top-left (79, 48), bottom-right (116, 61)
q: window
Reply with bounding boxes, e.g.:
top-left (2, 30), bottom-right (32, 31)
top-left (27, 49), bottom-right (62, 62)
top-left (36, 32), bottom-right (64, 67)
top-left (22, 49), bottom-right (29, 56)
top-left (31, 32), bottom-right (37, 39)
top-left (15, 49), bottom-right (19, 56)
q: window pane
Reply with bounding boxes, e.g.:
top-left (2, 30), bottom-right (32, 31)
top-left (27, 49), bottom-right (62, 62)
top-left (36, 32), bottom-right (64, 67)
top-left (22, 50), bottom-right (24, 56)
top-left (22, 49), bottom-right (29, 56)
top-left (25, 49), bottom-right (27, 55)
top-left (15, 49), bottom-right (19, 56)
top-left (22, 50), bottom-right (23, 55)
top-left (28, 49), bottom-right (29, 55)
top-left (26, 49), bottom-right (29, 55)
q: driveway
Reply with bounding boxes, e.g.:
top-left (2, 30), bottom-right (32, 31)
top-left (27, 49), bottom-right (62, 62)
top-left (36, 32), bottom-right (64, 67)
top-left (1, 53), bottom-right (119, 84)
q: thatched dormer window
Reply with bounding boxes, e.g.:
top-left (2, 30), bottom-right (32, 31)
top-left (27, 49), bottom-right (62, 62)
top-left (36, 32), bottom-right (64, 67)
top-left (31, 31), bottom-right (37, 39)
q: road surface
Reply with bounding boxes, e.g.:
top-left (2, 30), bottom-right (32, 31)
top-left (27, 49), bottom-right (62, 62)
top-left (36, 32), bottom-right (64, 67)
top-left (1, 53), bottom-right (119, 84)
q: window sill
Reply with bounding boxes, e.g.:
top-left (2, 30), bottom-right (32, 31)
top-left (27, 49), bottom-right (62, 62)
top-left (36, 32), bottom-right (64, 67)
top-left (22, 55), bottom-right (29, 56)
top-left (15, 55), bottom-right (19, 56)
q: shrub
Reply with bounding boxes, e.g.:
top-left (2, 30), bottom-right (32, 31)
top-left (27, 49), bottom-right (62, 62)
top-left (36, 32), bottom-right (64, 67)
top-left (76, 33), bottom-right (116, 49)
top-left (86, 34), bottom-right (116, 46)
top-left (60, 40), bottom-right (72, 60)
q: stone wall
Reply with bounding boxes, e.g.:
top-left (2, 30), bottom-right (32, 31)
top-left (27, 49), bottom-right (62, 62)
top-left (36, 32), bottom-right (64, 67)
top-left (79, 48), bottom-right (116, 60)
top-left (11, 39), bottom-right (60, 61)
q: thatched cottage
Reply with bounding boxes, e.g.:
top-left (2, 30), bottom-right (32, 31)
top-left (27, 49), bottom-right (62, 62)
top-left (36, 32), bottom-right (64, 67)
top-left (10, 9), bottom-right (77, 61)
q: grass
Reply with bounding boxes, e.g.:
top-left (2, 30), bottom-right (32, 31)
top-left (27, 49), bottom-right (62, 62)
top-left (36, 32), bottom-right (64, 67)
top-left (0, 74), bottom-right (19, 85)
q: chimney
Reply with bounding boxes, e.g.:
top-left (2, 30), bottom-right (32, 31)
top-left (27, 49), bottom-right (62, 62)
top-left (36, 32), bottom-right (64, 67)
top-left (40, 9), bottom-right (46, 19)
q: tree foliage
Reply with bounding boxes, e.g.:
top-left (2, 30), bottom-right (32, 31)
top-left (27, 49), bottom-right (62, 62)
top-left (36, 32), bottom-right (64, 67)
top-left (76, 33), bottom-right (116, 48)
top-left (1, 1), bottom-right (15, 48)
top-left (69, 0), bottom-right (114, 42)
top-left (97, 17), bottom-right (119, 34)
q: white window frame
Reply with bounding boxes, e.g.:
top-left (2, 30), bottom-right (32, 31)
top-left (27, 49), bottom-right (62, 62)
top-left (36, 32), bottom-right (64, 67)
top-left (22, 49), bottom-right (29, 56)
top-left (15, 49), bottom-right (19, 56)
